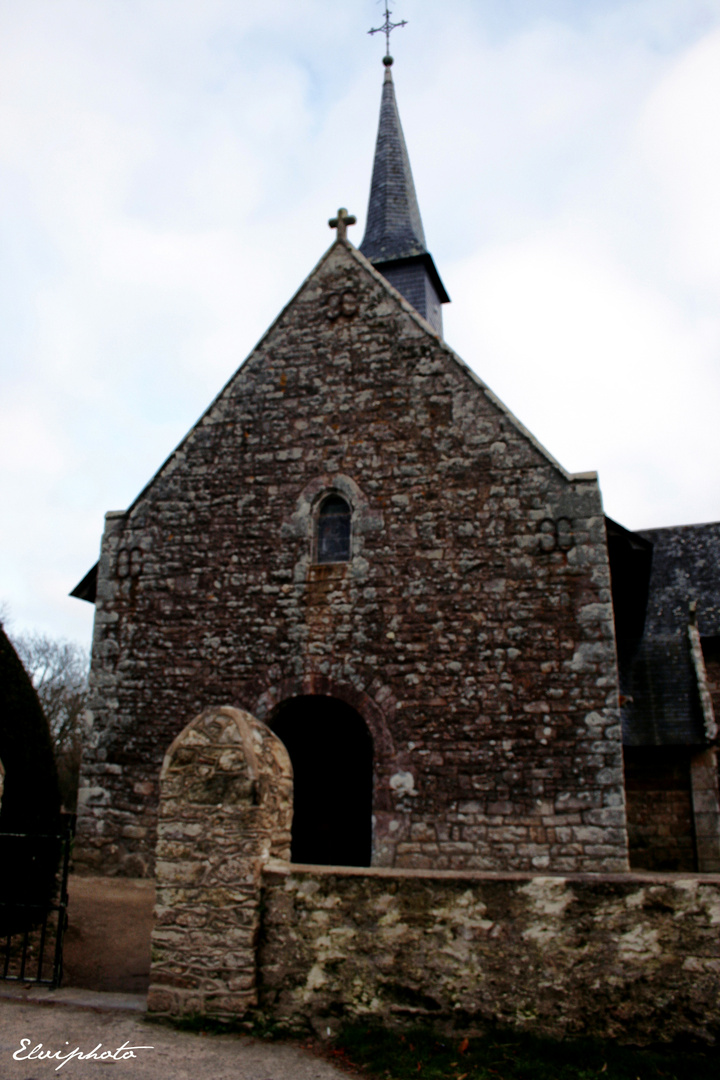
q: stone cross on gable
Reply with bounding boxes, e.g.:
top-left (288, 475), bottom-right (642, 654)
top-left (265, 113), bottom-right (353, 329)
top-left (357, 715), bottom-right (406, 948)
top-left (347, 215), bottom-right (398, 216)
top-left (328, 208), bottom-right (357, 241)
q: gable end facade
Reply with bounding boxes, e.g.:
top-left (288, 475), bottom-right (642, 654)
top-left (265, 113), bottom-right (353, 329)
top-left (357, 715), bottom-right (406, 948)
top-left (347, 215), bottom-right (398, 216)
top-left (75, 240), bottom-right (627, 877)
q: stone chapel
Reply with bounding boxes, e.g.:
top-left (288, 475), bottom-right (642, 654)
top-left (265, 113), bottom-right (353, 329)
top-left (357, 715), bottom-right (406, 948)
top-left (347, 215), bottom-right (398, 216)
top-left (72, 55), bottom-right (720, 880)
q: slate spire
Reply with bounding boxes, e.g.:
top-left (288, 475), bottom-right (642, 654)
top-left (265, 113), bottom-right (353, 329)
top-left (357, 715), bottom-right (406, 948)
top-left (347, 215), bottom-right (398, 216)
top-left (360, 59), bottom-right (426, 263)
top-left (360, 57), bottom-right (449, 335)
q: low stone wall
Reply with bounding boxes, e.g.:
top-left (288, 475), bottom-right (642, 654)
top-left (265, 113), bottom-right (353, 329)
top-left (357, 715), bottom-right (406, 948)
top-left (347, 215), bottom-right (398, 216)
top-left (146, 706), bottom-right (720, 1043)
top-left (258, 863), bottom-right (720, 1044)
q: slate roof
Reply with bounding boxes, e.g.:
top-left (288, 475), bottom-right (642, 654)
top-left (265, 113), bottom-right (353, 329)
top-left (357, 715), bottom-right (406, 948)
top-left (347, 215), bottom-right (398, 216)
top-left (71, 562), bottom-right (98, 603)
top-left (620, 521), bottom-right (720, 746)
top-left (636, 522), bottom-right (720, 639)
top-left (359, 61), bottom-right (449, 330)
top-left (360, 63), bottom-right (427, 264)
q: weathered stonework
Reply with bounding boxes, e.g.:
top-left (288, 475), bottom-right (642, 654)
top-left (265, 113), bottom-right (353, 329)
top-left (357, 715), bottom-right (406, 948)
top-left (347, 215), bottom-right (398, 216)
top-left (147, 706), bottom-right (292, 1017)
top-left (623, 747), bottom-right (696, 872)
top-left (145, 710), bottom-right (720, 1042)
top-left (257, 863), bottom-right (720, 1045)
top-left (76, 239), bottom-right (627, 877)
top-left (691, 748), bottom-right (720, 873)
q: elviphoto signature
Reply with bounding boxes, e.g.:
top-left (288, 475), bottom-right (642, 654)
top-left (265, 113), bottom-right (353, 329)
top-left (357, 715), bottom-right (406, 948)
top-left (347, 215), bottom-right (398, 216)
top-left (13, 1037), bottom-right (155, 1071)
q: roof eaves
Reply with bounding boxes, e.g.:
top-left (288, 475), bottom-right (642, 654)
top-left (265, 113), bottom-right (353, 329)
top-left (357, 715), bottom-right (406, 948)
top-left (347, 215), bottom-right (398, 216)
top-left (372, 252), bottom-right (450, 304)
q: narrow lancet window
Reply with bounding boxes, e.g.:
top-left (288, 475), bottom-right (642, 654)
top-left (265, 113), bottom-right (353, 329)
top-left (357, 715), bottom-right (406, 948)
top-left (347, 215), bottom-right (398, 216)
top-left (317, 495), bottom-right (351, 563)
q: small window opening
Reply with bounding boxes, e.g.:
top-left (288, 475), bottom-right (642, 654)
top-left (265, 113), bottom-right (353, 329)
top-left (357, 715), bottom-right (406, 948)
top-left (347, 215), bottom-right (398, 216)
top-left (317, 494), bottom-right (351, 563)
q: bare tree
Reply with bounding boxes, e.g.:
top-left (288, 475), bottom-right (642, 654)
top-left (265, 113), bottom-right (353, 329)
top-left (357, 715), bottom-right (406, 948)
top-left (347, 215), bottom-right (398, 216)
top-left (12, 633), bottom-right (89, 811)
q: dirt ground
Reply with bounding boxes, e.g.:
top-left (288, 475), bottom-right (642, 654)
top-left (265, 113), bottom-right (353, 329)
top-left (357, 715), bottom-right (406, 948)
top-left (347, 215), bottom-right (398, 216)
top-left (63, 876), bottom-right (155, 994)
top-left (0, 996), bottom-right (350, 1080)
top-left (1, 877), bottom-right (351, 1079)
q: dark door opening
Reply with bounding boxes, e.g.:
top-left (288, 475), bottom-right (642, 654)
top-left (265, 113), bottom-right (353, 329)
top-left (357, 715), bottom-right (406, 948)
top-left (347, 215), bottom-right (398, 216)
top-left (272, 695), bottom-right (373, 867)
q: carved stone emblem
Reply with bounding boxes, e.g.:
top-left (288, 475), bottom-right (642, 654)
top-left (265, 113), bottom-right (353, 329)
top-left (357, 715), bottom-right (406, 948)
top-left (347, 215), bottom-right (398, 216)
top-left (326, 289), bottom-right (358, 320)
top-left (537, 518), bottom-right (574, 553)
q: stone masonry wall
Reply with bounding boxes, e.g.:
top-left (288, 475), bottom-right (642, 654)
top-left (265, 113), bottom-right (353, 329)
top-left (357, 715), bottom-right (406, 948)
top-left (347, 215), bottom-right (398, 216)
top-left (148, 706), bottom-right (292, 1017)
top-left (623, 747), bottom-right (696, 872)
top-left (144, 710), bottom-right (720, 1043)
top-left (76, 239), bottom-right (626, 877)
top-left (258, 862), bottom-right (720, 1045)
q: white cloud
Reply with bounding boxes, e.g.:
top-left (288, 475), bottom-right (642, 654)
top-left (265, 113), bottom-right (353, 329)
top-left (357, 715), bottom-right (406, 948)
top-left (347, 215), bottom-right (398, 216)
top-left (1, 0), bottom-right (719, 640)
top-left (447, 227), bottom-right (720, 526)
top-left (0, 399), bottom-right (68, 477)
top-left (637, 26), bottom-right (720, 291)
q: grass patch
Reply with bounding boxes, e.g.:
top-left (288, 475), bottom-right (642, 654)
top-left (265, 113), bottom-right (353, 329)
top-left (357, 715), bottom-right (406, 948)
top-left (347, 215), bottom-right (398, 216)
top-left (334, 1022), bottom-right (719, 1080)
top-left (146, 1011), bottom-right (719, 1079)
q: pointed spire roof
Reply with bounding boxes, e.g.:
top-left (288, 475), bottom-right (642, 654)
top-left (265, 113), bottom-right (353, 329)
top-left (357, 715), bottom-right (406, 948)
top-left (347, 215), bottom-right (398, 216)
top-left (360, 59), bottom-right (427, 263)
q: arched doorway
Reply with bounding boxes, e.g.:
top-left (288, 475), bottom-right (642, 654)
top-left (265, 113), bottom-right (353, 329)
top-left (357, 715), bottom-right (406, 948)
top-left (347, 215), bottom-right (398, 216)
top-left (271, 695), bottom-right (373, 867)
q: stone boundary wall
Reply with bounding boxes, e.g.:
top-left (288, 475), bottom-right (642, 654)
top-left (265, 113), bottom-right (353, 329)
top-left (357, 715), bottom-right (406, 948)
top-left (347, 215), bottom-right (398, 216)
top-left (147, 705), bottom-right (720, 1043)
top-left (256, 863), bottom-right (720, 1045)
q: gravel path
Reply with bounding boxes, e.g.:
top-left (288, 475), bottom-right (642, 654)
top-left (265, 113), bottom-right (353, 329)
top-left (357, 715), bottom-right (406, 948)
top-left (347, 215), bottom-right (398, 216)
top-left (0, 993), bottom-right (350, 1080)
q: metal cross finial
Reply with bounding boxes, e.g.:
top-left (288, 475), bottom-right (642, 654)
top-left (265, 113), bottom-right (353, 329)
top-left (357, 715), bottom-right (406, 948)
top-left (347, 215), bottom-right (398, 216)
top-left (368, 1), bottom-right (407, 60)
top-left (328, 207), bottom-right (356, 241)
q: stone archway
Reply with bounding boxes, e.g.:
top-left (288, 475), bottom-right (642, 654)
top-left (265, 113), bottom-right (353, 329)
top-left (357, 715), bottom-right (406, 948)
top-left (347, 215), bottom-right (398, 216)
top-left (148, 705), bottom-right (292, 1019)
top-left (272, 695), bottom-right (373, 867)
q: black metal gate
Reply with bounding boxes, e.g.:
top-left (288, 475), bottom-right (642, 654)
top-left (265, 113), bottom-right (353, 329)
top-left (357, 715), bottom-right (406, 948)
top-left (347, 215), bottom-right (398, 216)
top-left (0, 814), bottom-right (75, 988)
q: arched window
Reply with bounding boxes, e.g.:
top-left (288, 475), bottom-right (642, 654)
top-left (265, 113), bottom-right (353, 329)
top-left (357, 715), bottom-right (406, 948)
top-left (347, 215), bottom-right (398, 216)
top-left (317, 494), bottom-right (351, 563)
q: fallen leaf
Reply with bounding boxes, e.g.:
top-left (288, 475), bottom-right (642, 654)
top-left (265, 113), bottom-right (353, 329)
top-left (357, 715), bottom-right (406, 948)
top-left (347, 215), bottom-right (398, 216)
top-left (459, 1038), bottom-right (469, 1054)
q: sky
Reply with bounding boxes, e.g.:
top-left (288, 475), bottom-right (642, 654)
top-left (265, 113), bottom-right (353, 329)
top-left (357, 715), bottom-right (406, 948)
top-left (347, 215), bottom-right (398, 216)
top-left (1, 0), bottom-right (719, 647)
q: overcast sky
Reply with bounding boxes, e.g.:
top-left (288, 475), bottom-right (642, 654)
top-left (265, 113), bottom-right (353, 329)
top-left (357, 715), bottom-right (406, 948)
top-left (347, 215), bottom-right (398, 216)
top-left (1, 0), bottom-right (719, 647)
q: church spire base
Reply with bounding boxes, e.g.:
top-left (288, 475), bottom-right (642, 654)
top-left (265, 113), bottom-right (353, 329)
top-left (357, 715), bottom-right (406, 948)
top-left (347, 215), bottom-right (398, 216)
top-left (360, 58), bottom-right (449, 336)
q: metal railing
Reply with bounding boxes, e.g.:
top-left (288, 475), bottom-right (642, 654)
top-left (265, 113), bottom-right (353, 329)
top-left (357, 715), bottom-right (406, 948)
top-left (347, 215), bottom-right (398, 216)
top-left (0, 814), bottom-right (75, 988)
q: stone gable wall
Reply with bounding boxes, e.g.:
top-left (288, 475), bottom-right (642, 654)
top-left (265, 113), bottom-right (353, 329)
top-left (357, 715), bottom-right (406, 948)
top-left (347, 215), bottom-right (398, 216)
top-left (76, 242), bottom-right (626, 877)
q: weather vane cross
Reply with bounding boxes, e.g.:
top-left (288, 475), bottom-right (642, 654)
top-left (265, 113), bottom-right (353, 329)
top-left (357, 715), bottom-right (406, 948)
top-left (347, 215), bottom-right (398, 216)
top-left (368, 1), bottom-right (407, 58)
